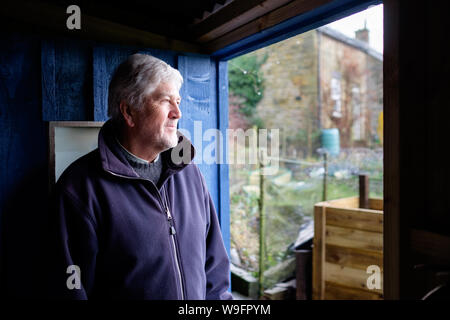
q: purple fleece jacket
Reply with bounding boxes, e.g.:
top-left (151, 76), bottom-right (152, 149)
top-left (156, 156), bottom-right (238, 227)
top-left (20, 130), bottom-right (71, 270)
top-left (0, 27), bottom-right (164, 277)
top-left (47, 120), bottom-right (232, 300)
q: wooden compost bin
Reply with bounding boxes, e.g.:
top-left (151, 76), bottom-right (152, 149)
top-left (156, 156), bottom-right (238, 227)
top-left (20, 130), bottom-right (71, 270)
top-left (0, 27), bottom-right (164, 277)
top-left (313, 196), bottom-right (383, 300)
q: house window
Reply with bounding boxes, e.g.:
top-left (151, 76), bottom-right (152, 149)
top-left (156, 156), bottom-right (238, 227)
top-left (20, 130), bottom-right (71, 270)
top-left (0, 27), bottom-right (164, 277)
top-left (351, 86), bottom-right (364, 140)
top-left (331, 73), bottom-right (342, 118)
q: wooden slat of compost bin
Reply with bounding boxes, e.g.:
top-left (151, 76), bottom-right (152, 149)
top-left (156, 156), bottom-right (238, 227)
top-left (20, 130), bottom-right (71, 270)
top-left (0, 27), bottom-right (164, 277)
top-left (326, 207), bottom-right (383, 233)
top-left (325, 244), bottom-right (383, 271)
top-left (326, 225), bottom-right (383, 252)
top-left (325, 196), bottom-right (359, 209)
top-left (325, 262), bottom-right (383, 294)
top-left (313, 204), bottom-right (326, 300)
top-left (324, 281), bottom-right (383, 300)
top-left (322, 197), bottom-right (383, 211)
top-left (369, 198), bottom-right (383, 211)
top-left (313, 200), bottom-right (384, 299)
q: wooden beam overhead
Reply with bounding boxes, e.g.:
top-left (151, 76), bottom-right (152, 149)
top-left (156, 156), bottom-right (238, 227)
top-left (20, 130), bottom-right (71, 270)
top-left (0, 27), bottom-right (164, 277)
top-left (2, 0), bottom-right (375, 57)
top-left (203, 0), bottom-right (333, 53)
top-left (68, 2), bottom-right (191, 42)
top-left (2, 1), bottom-right (204, 53)
top-left (191, 0), bottom-right (292, 43)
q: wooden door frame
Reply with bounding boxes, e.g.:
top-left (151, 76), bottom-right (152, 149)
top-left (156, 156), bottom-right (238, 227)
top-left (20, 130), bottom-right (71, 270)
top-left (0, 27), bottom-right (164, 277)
top-left (382, 0), bottom-right (400, 300)
top-left (215, 0), bottom-right (401, 299)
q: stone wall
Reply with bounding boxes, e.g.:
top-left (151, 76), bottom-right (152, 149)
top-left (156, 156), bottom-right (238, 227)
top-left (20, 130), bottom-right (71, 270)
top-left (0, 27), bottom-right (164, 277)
top-left (247, 30), bottom-right (319, 158)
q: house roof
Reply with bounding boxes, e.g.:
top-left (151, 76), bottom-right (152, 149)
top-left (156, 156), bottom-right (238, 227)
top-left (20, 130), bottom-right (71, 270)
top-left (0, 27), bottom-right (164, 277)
top-left (317, 25), bottom-right (383, 61)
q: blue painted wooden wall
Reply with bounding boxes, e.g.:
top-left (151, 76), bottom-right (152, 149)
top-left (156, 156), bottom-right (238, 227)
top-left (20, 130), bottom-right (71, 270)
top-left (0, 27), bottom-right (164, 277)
top-left (0, 33), bottom-right (48, 297)
top-left (0, 32), bottom-right (230, 296)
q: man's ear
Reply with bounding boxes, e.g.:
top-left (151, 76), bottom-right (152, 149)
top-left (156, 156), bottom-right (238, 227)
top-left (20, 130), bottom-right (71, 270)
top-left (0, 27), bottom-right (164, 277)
top-left (119, 101), bottom-right (135, 128)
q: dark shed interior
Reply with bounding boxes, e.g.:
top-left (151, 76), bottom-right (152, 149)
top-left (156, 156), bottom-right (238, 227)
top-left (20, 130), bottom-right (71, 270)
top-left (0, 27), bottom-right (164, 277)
top-left (1, 0), bottom-right (450, 299)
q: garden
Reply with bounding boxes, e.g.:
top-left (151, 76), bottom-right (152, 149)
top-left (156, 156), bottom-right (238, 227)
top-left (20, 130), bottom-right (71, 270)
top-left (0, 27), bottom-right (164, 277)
top-left (229, 146), bottom-right (383, 290)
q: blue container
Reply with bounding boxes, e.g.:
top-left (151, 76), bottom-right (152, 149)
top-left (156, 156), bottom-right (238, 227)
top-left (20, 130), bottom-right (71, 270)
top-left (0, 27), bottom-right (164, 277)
top-left (321, 128), bottom-right (340, 156)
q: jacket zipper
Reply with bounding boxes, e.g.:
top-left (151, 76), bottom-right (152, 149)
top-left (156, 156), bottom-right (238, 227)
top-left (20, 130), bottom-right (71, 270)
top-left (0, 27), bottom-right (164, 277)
top-left (105, 169), bottom-right (185, 299)
top-left (164, 205), bottom-right (185, 300)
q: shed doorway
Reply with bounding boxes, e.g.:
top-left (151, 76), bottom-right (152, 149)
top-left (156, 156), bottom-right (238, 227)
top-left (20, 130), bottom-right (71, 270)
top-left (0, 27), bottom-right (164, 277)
top-left (225, 3), bottom-right (384, 300)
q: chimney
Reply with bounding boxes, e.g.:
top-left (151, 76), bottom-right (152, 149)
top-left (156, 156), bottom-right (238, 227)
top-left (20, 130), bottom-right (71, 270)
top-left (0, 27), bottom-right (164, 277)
top-left (355, 20), bottom-right (369, 43)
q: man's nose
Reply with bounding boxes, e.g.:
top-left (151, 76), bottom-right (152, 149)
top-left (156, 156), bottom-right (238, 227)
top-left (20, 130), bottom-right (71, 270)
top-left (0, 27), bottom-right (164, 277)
top-left (169, 101), bottom-right (182, 119)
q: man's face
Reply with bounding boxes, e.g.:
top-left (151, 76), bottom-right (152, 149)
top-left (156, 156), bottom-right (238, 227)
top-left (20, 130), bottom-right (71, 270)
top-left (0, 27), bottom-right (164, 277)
top-left (133, 81), bottom-right (182, 153)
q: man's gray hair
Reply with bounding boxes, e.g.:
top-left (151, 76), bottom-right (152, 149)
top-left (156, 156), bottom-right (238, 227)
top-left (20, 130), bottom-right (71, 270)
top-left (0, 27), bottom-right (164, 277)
top-left (108, 53), bottom-right (183, 124)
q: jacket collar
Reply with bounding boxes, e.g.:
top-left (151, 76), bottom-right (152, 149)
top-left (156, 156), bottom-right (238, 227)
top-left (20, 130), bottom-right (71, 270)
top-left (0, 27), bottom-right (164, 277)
top-left (98, 120), bottom-right (195, 180)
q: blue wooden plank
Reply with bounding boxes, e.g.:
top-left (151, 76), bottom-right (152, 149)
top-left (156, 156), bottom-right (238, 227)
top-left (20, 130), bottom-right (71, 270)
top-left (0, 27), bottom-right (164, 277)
top-left (212, 0), bottom-right (382, 60)
top-left (93, 46), bottom-right (135, 121)
top-left (1, 34), bottom-right (46, 197)
top-left (137, 48), bottom-right (177, 67)
top-left (92, 46), bottom-right (108, 121)
top-left (0, 32), bottom-right (49, 296)
top-left (57, 40), bottom-right (91, 120)
top-left (177, 55), bottom-right (220, 216)
top-left (41, 40), bottom-right (56, 120)
top-left (217, 60), bottom-right (230, 257)
top-left (42, 39), bottom-right (91, 120)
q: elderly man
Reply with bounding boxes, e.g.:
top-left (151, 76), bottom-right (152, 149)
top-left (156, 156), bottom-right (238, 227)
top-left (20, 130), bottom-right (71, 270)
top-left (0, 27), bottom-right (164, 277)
top-left (48, 54), bottom-right (232, 300)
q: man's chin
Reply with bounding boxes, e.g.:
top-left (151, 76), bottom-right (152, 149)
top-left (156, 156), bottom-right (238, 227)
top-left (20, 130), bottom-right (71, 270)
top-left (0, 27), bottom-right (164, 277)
top-left (160, 136), bottom-right (179, 151)
top-left (169, 134), bottom-right (179, 147)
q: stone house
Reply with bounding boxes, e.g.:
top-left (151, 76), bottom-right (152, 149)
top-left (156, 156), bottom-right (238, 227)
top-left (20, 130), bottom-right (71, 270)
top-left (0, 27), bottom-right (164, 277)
top-left (245, 25), bottom-right (383, 156)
